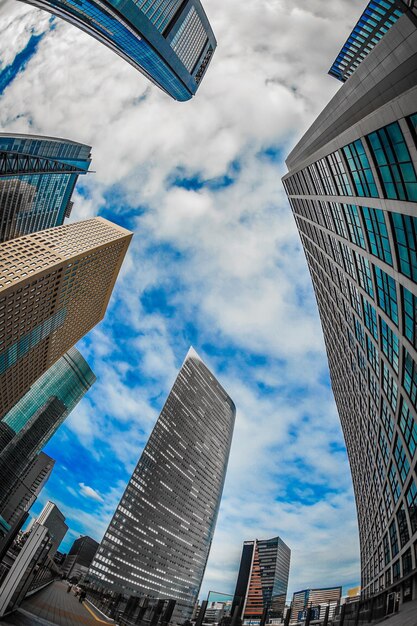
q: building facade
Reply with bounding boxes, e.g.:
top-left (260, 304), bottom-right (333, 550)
top-left (88, 347), bottom-right (236, 622)
top-left (0, 452), bottom-right (54, 557)
top-left (0, 134), bottom-right (90, 242)
top-left (0, 216), bottom-right (131, 419)
top-left (19, 0), bottom-right (216, 101)
top-left (290, 587), bottom-right (342, 624)
top-left (27, 500), bottom-right (68, 557)
top-left (63, 535), bottom-right (99, 580)
top-left (0, 347), bottom-right (95, 514)
top-left (232, 537), bottom-right (291, 622)
top-left (283, 1), bottom-right (417, 605)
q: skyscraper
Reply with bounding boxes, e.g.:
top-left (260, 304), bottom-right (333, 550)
top-left (63, 535), bottom-right (99, 580)
top-left (0, 347), bottom-right (95, 513)
top-left (27, 500), bottom-right (68, 557)
top-left (0, 217), bottom-right (132, 418)
top-left (232, 537), bottom-right (291, 622)
top-left (88, 347), bottom-right (236, 622)
top-left (0, 134), bottom-right (91, 242)
top-left (0, 452), bottom-right (54, 554)
top-left (19, 0), bottom-right (217, 101)
top-left (283, 0), bottom-right (417, 605)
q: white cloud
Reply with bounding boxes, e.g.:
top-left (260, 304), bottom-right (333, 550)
top-left (79, 482), bottom-right (104, 502)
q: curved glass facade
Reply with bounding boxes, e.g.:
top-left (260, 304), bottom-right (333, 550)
top-left (19, 0), bottom-right (217, 101)
top-left (284, 7), bottom-right (417, 605)
top-left (0, 134), bottom-right (91, 242)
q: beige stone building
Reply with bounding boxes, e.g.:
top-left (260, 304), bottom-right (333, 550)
top-left (0, 217), bottom-right (132, 417)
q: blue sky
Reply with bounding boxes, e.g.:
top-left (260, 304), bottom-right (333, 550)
top-left (0, 0), bottom-right (366, 601)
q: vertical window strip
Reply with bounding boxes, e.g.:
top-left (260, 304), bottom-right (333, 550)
top-left (367, 122), bottom-right (417, 201)
top-left (391, 212), bottom-right (417, 281)
top-left (380, 319), bottom-right (399, 374)
top-left (362, 206), bottom-right (393, 265)
top-left (342, 139), bottom-right (379, 198)
top-left (374, 267), bottom-right (398, 325)
top-left (343, 204), bottom-right (366, 248)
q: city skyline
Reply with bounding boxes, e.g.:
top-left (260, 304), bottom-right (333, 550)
top-left (0, 0), bottom-right (374, 604)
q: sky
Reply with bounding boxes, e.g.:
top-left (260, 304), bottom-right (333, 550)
top-left (0, 0), bottom-right (367, 602)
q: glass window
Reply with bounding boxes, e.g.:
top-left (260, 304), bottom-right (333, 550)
top-left (397, 504), bottom-right (410, 548)
top-left (389, 520), bottom-right (399, 557)
top-left (367, 335), bottom-right (379, 373)
top-left (380, 319), bottom-right (399, 373)
top-left (362, 207), bottom-right (392, 265)
top-left (402, 548), bottom-right (412, 576)
top-left (375, 267), bottom-right (398, 325)
top-left (383, 533), bottom-right (391, 566)
top-left (354, 252), bottom-right (374, 298)
top-left (368, 122), bottom-right (417, 201)
top-left (381, 361), bottom-right (397, 411)
top-left (316, 158), bottom-right (337, 195)
top-left (343, 204), bottom-right (366, 248)
top-left (355, 319), bottom-right (365, 348)
top-left (341, 243), bottom-right (356, 277)
top-left (379, 428), bottom-right (390, 465)
top-left (392, 559), bottom-right (401, 583)
top-left (399, 398), bottom-right (417, 457)
top-left (363, 299), bottom-right (378, 339)
top-left (402, 287), bottom-right (417, 349)
top-left (330, 203), bottom-right (348, 238)
top-left (349, 282), bottom-right (362, 316)
top-left (327, 151), bottom-right (353, 196)
top-left (391, 212), bottom-right (417, 281)
top-left (394, 437), bottom-right (410, 484)
top-left (343, 139), bottom-right (379, 198)
top-left (403, 349), bottom-right (417, 406)
top-left (406, 480), bottom-right (417, 534)
top-left (381, 398), bottom-right (394, 441)
top-left (389, 464), bottom-right (401, 504)
top-left (409, 112), bottom-right (417, 137)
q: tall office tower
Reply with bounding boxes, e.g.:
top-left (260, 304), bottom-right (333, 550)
top-left (19, 0), bottom-right (216, 101)
top-left (232, 537), bottom-right (291, 622)
top-left (0, 217), bottom-right (132, 419)
top-left (28, 500), bottom-right (68, 556)
top-left (283, 0), bottom-right (417, 606)
top-left (290, 588), bottom-right (342, 624)
top-left (0, 348), bottom-right (95, 512)
top-left (0, 134), bottom-right (91, 242)
top-left (0, 452), bottom-right (54, 551)
top-left (63, 535), bottom-right (99, 579)
top-left (88, 347), bottom-right (236, 622)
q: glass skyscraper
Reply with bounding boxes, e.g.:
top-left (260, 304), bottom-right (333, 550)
top-left (0, 347), bottom-right (95, 517)
top-left (283, 0), bottom-right (417, 607)
top-left (88, 347), bottom-right (236, 622)
top-left (232, 537), bottom-right (291, 622)
top-left (19, 0), bottom-right (217, 101)
top-left (0, 134), bottom-right (91, 242)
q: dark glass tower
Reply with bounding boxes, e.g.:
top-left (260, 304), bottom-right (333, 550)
top-left (88, 347), bottom-right (236, 622)
top-left (0, 347), bottom-right (95, 516)
top-left (283, 0), bottom-right (417, 605)
top-left (18, 0), bottom-right (217, 101)
top-left (0, 134), bottom-right (91, 241)
top-left (232, 537), bottom-right (291, 622)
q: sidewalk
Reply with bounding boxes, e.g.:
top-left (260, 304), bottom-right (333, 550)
top-left (0, 580), bottom-right (114, 626)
